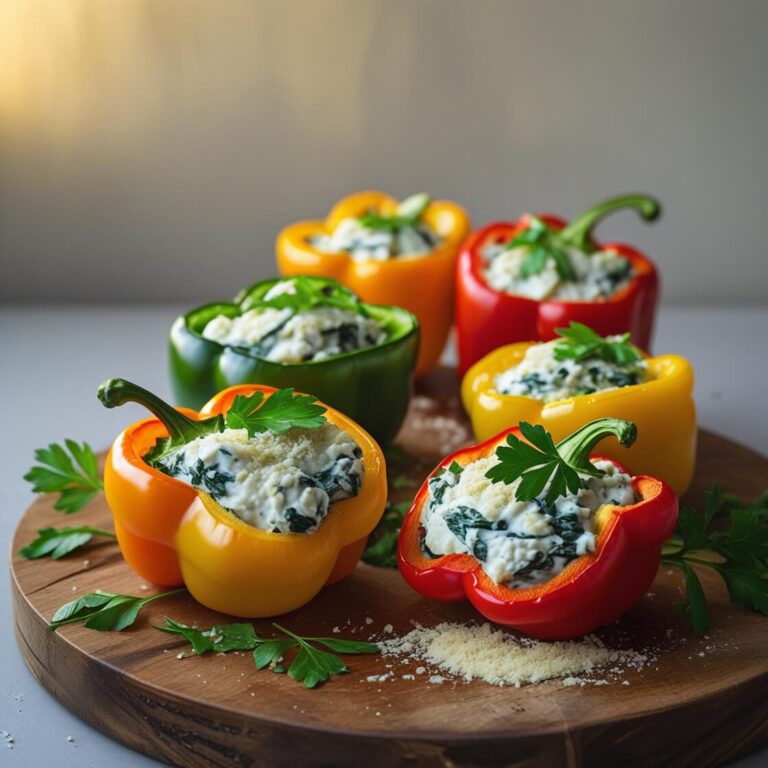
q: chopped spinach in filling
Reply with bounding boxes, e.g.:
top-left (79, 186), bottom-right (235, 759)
top-left (309, 217), bottom-right (440, 261)
top-left (202, 305), bottom-right (386, 364)
top-left (153, 424), bottom-right (364, 534)
top-left (495, 339), bottom-right (647, 403)
top-left (421, 456), bottom-right (636, 587)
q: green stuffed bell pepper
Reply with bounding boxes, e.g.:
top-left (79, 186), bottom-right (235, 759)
top-left (169, 276), bottom-right (419, 444)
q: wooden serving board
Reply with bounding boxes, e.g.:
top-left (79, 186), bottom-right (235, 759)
top-left (11, 370), bottom-right (768, 768)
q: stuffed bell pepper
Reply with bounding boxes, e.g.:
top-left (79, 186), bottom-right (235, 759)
top-left (169, 276), bottom-right (418, 445)
top-left (456, 194), bottom-right (661, 374)
top-left (462, 323), bottom-right (696, 495)
top-left (276, 191), bottom-right (470, 377)
top-left (398, 418), bottom-right (678, 640)
top-left (98, 379), bottom-right (387, 617)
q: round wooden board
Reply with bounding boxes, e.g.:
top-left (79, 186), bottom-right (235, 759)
top-left (11, 370), bottom-right (768, 768)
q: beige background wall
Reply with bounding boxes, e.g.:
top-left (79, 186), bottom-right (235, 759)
top-left (1, 0), bottom-right (767, 304)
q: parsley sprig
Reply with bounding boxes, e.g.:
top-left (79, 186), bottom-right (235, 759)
top-left (554, 322), bottom-right (642, 366)
top-left (24, 440), bottom-right (103, 514)
top-left (156, 617), bottom-right (378, 688)
top-left (19, 525), bottom-right (115, 560)
top-left (50, 588), bottom-right (185, 631)
top-left (249, 276), bottom-right (363, 315)
top-left (358, 193), bottom-right (431, 232)
top-left (662, 486), bottom-right (768, 637)
top-left (486, 419), bottom-right (636, 505)
top-left (225, 388), bottom-right (326, 437)
top-left (97, 379), bottom-right (326, 466)
top-left (506, 216), bottom-right (577, 281)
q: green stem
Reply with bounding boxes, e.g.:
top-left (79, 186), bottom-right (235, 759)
top-left (559, 194), bottom-right (661, 251)
top-left (556, 418), bottom-right (637, 477)
top-left (97, 378), bottom-right (211, 444)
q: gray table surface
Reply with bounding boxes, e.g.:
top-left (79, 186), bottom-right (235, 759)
top-left (1, 303), bottom-right (767, 767)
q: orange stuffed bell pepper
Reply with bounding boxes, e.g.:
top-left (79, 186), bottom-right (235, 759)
top-left (276, 191), bottom-right (470, 377)
top-left (398, 418), bottom-right (678, 640)
top-left (98, 378), bottom-right (386, 617)
top-left (461, 323), bottom-right (696, 495)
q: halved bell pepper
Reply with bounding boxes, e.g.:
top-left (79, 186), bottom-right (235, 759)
top-left (461, 341), bottom-right (696, 495)
top-left (276, 191), bottom-right (470, 377)
top-left (98, 379), bottom-right (387, 617)
top-left (169, 276), bottom-right (418, 445)
top-left (456, 195), bottom-right (660, 374)
top-left (398, 419), bottom-right (678, 640)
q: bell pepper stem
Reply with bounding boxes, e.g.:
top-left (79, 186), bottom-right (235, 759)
top-left (556, 417), bottom-right (637, 477)
top-left (559, 194), bottom-right (661, 251)
top-left (97, 378), bottom-right (206, 444)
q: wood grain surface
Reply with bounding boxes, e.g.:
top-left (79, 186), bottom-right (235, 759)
top-left (10, 370), bottom-right (768, 768)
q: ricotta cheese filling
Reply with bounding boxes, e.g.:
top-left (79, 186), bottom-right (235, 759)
top-left (482, 242), bottom-right (632, 300)
top-left (309, 217), bottom-right (440, 261)
top-left (202, 305), bottom-right (386, 364)
top-left (153, 424), bottom-right (364, 533)
top-left (494, 340), bottom-right (647, 403)
top-left (421, 458), bottom-right (636, 587)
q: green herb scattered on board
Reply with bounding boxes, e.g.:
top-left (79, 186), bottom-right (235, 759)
top-left (49, 589), bottom-right (185, 632)
top-left (662, 485), bottom-right (768, 637)
top-left (19, 526), bottom-right (115, 560)
top-left (24, 440), bottom-right (103, 514)
top-left (362, 501), bottom-right (411, 568)
top-left (156, 617), bottom-right (379, 688)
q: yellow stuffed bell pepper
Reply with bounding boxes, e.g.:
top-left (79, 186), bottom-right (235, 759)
top-left (98, 378), bottom-right (387, 617)
top-left (276, 190), bottom-right (470, 377)
top-left (461, 329), bottom-right (696, 496)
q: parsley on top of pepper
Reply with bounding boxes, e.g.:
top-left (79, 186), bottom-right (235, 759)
top-left (553, 322), bottom-right (643, 366)
top-left (485, 418), bottom-right (637, 505)
top-left (503, 194), bottom-right (660, 281)
top-left (357, 193), bottom-right (432, 232)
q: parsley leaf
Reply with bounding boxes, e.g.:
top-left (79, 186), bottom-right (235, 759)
top-left (156, 618), bottom-right (378, 688)
top-left (18, 525), bottom-right (116, 560)
top-left (485, 422), bottom-right (582, 505)
top-left (485, 419), bottom-right (636, 506)
top-left (362, 501), bottom-right (411, 568)
top-left (506, 216), bottom-right (577, 281)
top-left (24, 440), bottom-right (103, 514)
top-left (256, 277), bottom-right (363, 315)
top-left (50, 588), bottom-right (185, 632)
top-left (662, 485), bottom-right (768, 637)
top-left (224, 388), bottom-right (326, 436)
top-left (553, 322), bottom-right (642, 366)
top-left (358, 193), bottom-right (431, 232)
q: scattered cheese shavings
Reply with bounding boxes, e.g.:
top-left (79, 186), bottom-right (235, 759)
top-left (379, 622), bottom-right (649, 687)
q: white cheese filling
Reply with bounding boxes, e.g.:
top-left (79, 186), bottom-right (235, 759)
top-left (494, 340), bottom-right (647, 403)
top-left (202, 306), bottom-right (386, 364)
top-left (482, 242), bottom-right (632, 300)
top-left (421, 458), bottom-right (635, 587)
top-left (154, 425), bottom-right (364, 533)
top-left (309, 217), bottom-right (440, 261)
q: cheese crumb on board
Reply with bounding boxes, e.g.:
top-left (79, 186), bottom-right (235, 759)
top-left (379, 622), bottom-right (648, 687)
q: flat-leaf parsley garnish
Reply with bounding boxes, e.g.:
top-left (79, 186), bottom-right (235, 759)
top-left (225, 387), bottom-right (326, 436)
top-left (553, 322), bottom-right (642, 366)
top-left (156, 617), bottom-right (378, 688)
top-left (662, 485), bottom-right (768, 637)
top-left (485, 419), bottom-right (637, 505)
top-left (19, 526), bottom-right (116, 560)
top-left (358, 193), bottom-right (431, 233)
top-left (24, 440), bottom-right (103, 514)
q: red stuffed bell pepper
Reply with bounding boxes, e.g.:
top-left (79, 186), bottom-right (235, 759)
top-left (456, 195), bottom-right (661, 375)
top-left (398, 418), bottom-right (677, 640)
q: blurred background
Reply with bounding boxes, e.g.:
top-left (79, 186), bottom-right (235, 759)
top-left (1, 0), bottom-right (767, 304)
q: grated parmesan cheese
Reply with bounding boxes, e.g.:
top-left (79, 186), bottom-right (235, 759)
top-left (379, 622), bottom-right (648, 687)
